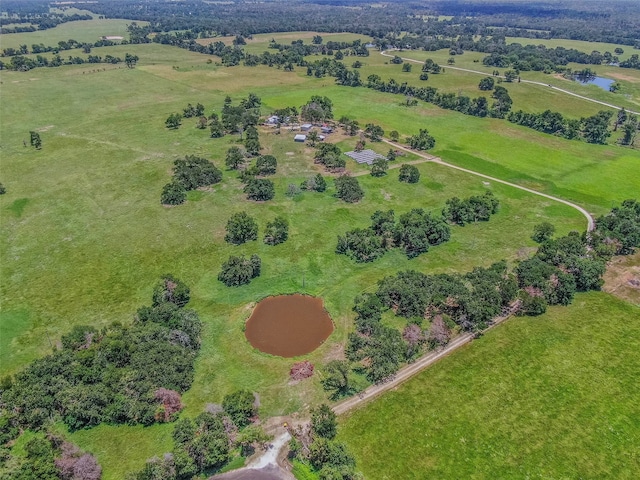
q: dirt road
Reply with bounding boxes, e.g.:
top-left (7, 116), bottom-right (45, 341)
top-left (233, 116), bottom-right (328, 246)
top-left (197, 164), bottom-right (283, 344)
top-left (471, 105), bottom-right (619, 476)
top-left (380, 50), bottom-right (639, 116)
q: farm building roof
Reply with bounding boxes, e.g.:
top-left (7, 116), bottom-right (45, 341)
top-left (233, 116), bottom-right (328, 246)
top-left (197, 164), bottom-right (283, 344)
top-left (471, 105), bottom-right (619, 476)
top-left (345, 149), bottom-right (387, 165)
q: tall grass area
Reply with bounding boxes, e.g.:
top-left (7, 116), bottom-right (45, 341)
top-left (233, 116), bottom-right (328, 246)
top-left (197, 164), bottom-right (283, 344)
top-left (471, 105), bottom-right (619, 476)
top-left (1, 36), bottom-right (638, 478)
top-left (339, 292), bottom-right (640, 479)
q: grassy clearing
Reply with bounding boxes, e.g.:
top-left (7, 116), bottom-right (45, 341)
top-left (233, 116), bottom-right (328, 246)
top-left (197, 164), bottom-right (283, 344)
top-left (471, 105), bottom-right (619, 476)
top-left (0, 18), bottom-right (142, 50)
top-left (1, 36), bottom-right (638, 478)
top-left (339, 291), bottom-right (640, 479)
top-left (392, 48), bottom-right (640, 112)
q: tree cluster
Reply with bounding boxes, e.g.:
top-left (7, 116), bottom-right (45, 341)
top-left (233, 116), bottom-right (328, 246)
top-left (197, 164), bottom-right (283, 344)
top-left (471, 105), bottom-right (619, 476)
top-left (337, 206), bottom-right (454, 262)
top-left (218, 255), bottom-right (262, 287)
top-left (128, 391), bottom-right (267, 480)
top-left (289, 404), bottom-right (360, 480)
top-left (334, 175), bottom-right (364, 203)
top-left (0, 434), bottom-right (101, 480)
top-left (161, 156), bottom-right (222, 205)
top-left (442, 191), bottom-right (500, 225)
top-left (1, 276), bottom-right (201, 431)
top-left (508, 109), bottom-right (614, 144)
top-left (314, 143), bottom-right (346, 172)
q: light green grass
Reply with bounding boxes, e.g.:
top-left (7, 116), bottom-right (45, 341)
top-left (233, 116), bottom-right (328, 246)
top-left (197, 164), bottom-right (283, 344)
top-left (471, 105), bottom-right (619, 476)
top-left (0, 37), bottom-right (638, 478)
top-left (0, 18), bottom-right (144, 50)
top-left (339, 291), bottom-right (640, 479)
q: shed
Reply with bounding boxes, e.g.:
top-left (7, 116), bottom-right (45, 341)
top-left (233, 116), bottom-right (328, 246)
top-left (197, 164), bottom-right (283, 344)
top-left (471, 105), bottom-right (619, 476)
top-left (321, 126), bottom-right (333, 134)
top-left (294, 134), bottom-right (307, 142)
top-left (301, 124), bottom-right (313, 131)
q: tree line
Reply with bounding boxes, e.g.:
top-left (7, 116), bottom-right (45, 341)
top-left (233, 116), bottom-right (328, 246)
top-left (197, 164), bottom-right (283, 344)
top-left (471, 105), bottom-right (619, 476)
top-left (321, 198), bottom-right (640, 397)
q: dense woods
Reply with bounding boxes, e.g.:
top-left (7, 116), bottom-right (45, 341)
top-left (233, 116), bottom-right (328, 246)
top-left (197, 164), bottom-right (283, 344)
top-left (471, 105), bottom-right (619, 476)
top-left (1, 276), bottom-right (202, 432)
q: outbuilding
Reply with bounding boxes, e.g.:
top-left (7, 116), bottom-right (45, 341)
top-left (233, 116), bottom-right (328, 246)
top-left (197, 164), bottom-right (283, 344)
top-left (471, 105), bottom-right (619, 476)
top-left (301, 124), bottom-right (313, 131)
top-left (294, 134), bottom-right (307, 142)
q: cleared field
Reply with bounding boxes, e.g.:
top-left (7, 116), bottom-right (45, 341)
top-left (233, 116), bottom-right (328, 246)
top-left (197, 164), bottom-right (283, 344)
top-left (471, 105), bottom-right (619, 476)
top-left (0, 18), bottom-right (143, 49)
top-left (1, 35), bottom-right (639, 478)
top-left (392, 49), bottom-right (640, 112)
top-left (339, 291), bottom-right (640, 479)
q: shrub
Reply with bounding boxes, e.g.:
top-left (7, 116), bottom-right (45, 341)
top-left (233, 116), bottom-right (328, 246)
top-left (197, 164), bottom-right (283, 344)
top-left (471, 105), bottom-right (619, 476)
top-left (244, 178), bottom-right (275, 201)
top-left (218, 255), bottom-right (261, 286)
top-left (161, 182), bottom-right (186, 205)
top-left (398, 164), bottom-right (420, 183)
top-left (224, 212), bottom-right (258, 245)
top-left (264, 216), bottom-right (289, 245)
top-left (334, 175), bottom-right (364, 203)
top-left (255, 155), bottom-right (277, 175)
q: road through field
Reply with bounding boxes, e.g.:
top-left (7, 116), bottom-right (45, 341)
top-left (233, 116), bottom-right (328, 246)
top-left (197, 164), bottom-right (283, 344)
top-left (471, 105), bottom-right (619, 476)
top-left (352, 139), bottom-right (595, 231)
top-left (380, 50), bottom-right (640, 116)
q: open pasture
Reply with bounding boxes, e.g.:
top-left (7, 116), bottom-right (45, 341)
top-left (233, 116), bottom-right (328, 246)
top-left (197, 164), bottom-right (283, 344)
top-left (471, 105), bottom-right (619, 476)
top-left (1, 28), bottom-right (639, 478)
top-left (339, 291), bottom-right (640, 479)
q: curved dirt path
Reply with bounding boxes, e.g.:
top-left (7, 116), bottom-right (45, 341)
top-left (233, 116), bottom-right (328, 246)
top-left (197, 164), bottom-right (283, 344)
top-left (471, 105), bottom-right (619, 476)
top-left (354, 139), bottom-right (595, 231)
top-left (380, 50), bottom-right (640, 116)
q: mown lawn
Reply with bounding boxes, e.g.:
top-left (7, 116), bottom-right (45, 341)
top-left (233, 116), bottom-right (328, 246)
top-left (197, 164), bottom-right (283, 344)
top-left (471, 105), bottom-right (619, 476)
top-left (339, 291), bottom-right (640, 479)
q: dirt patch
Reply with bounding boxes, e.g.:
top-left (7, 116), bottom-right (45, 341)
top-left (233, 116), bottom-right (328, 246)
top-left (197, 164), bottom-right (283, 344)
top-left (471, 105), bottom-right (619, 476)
top-left (36, 125), bottom-right (54, 132)
top-left (602, 252), bottom-right (640, 306)
top-left (245, 294), bottom-right (334, 357)
top-left (606, 72), bottom-right (639, 82)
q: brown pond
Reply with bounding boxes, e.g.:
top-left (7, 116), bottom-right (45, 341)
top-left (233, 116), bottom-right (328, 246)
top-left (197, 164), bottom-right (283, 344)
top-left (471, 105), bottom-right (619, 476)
top-left (244, 294), bottom-right (334, 357)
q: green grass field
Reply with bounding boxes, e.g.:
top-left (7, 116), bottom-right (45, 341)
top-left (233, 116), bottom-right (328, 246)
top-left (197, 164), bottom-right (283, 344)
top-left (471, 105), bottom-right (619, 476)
top-left (339, 291), bottom-right (640, 479)
top-left (1, 22), bottom-right (640, 478)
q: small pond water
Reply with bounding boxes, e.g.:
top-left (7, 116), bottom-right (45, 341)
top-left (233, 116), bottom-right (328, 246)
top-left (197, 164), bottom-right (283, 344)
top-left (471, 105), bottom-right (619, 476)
top-left (244, 294), bottom-right (334, 357)
top-left (575, 76), bottom-right (614, 91)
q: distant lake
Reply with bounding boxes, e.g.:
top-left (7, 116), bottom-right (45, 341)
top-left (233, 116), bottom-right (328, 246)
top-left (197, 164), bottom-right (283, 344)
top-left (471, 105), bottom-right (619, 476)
top-left (575, 76), bottom-right (615, 91)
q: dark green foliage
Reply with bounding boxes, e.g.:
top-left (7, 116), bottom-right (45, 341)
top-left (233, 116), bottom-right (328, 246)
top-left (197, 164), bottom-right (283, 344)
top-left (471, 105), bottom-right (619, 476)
top-left (224, 211), bottom-right (258, 244)
top-left (244, 125), bottom-right (261, 155)
top-left (408, 129), bottom-right (435, 150)
top-left (532, 222), bottom-right (556, 243)
top-left (29, 130), bottom-right (42, 149)
top-left (172, 155), bottom-right (222, 190)
top-left (2, 278), bottom-right (201, 431)
top-left (334, 175), bottom-right (363, 203)
top-left (311, 404), bottom-right (337, 440)
top-left (398, 164), bottom-right (420, 183)
top-left (255, 155), bottom-right (277, 175)
top-left (394, 208), bottom-right (450, 258)
top-left (402, 63), bottom-right (412, 72)
top-left (308, 437), bottom-right (356, 474)
top-left (478, 76), bottom-right (495, 90)
top-left (222, 389), bottom-right (256, 427)
top-left (302, 173), bottom-right (328, 192)
top-left (364, 123), bottom-right (384, 142)
top-left (592, 199), bottom-right (640, 255)
top-left (264, 216), bottom-right (289, 245)
top-left (173, 413), bottom-right (230, 472)
top-left (582, 110), bottom-right (613, 144)
top-left (490, 86), bottom-right (513, 118)
top-left (301, 95), bottom-right (333, 123)
top-left (507, 109), bottom-right (581, 139)
top-left (336, 228), bottom-right (387, 263)
top-left (182, 103), bottom-right (204, 118)
top-left (165, 113), bottom-right (182, 129)
top-left (14, 437), bottom-right (59, 480)
top-left (314, 143), bottom-right (345, 171)
top-left (160, 182), bottom-right (186, 205)
top-left (370, 157), bottom-right (388, 177)
top-left (321, 360), bottom-right (354, 400)
top-left (0, 183), bottom-right (5, 194)
top-left (218, 255), bottom-right (261, 287)
top-left (244, 178), bottom-right (275, 201)
top-left (61, 325), bottom-right (97, 350)
top-left (225, 146), bottom-right (245, 170)
top-left (390, 55), bottom-right (403, 64)
top-left (152, 274), bottom-right (190, 308)
top-left (442, 191), bottom-right (500, 225)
